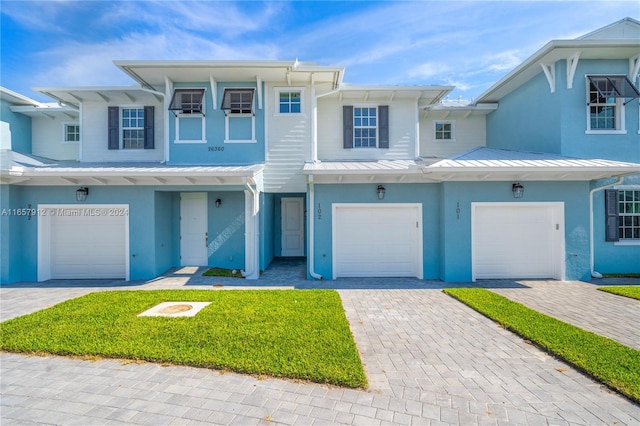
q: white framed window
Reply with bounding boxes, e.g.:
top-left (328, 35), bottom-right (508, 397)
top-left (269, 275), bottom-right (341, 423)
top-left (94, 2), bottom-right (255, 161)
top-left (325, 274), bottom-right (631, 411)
top-left (121, 107), bottom-right (145, 149)
top-left (618, 189), bottom-right (640, 241)
top-left (275, 88), bottom-right (303, 114)
top-left (222, 89), bottom-right (255, 115)
top-left (586, 76), bottom-right (627, 134)
top-left (170, 88), bottom-right (206, 144)
top-left (222, 88), bottom-right (256, 143)
top-left (354, 107), bottom-right (377, 148)
top-left (169, 89), bottom-right (205, 115)
top-left (63, 123), bottom-right (80, 143)
top-left (434, 121), bottom-right (454, 141)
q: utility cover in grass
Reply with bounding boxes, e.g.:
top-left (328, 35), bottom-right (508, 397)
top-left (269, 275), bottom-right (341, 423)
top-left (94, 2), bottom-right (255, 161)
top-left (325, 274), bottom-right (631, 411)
top-left (0, 290), bottom-right (367, 388)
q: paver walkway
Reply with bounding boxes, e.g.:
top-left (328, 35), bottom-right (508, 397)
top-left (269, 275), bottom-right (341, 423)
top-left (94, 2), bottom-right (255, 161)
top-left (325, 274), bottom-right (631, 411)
top-left (487, 279), bottom-right (640, 350)
top-left (2, 269), bottom-right (640, 425)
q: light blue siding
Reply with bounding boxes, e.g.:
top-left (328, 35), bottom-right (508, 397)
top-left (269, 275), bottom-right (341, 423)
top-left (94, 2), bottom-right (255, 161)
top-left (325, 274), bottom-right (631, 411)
top-left (169, 81), bottom-right (265, 165)
top-left (1, 186), bottom-right (247, 284)
top-left (1, 98), bottom-right (32, 153)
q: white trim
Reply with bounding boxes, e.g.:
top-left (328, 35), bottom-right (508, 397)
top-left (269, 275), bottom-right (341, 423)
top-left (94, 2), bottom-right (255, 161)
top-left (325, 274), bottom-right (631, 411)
top-left (273, 86), bottom-right (305, 116)
top-left (585, 75), bottom-right (626, 133)
top-left (37, 204), bottom-right (130, 281)
top-left (224, 113), bottom-right (256, 143)
top-left (62, 122), bottom-right (80, 144)
top-left (172, 87), bottom-right (207, 144)
top-left (331, 203), bottom-right (423, 279)
top-left (433, 120), bottom-right (455, 142)
top-left (615, 240), bottom-right (640, 246)
top-left (471, 202), bottom-right (565, 282)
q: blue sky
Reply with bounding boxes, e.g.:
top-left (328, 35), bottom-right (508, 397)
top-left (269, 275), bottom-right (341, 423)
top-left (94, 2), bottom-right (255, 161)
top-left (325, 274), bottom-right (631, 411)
top-left (1, 1), bottom-right (638, 102)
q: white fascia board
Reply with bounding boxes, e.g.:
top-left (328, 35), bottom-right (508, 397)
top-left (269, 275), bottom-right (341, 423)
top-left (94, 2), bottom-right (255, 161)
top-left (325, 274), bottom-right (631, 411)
top-left (0, 87), bottom-right (43, 106)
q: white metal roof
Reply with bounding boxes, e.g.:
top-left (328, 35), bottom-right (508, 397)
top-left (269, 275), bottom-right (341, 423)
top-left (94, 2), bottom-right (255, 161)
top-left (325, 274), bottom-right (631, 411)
top-left (114, 60), bottom-right (344, 92)
top-left (1, 155), bottom-right (263, 186)
top-left (425, 147), bottom-right (640, 181)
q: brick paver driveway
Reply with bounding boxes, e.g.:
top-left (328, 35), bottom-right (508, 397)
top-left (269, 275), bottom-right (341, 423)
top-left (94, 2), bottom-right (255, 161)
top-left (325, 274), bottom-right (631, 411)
top-left (1, 276), bottom-right (639, 425)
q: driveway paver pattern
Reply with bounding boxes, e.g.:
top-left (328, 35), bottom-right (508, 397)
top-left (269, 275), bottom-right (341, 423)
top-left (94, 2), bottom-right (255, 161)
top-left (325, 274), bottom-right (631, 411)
top-left (1, 271), bottom-right (640, 425)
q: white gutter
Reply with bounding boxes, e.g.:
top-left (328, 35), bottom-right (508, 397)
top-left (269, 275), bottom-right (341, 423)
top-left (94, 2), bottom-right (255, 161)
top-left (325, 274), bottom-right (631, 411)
top-left (590, 176), bottom-right (624, 279)
top-left (307, 175), bottom-right (323, 280)
top-left (242, 179), bottom-right (260, 279)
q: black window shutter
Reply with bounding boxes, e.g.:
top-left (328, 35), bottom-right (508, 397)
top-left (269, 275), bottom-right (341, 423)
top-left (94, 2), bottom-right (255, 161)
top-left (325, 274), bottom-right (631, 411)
top-left (343, 105), bottom-right (353, 149)
top-left (144, 106), bottom-right (155, 149)
top-left (108, 107), bottom-right (119, 150)
top-left (378, 105), bottom-right (389, 148)
top-left (605, 189), bottom-right (619, 242)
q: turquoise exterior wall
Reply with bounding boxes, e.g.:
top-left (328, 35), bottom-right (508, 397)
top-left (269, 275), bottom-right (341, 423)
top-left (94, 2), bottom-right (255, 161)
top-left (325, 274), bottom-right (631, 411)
top-left (0, 186), bottom-right (247, 284)
top-left (310, 183), bottom-right (441, 280)
top-left (168, 81), bottom-right (265, 165)
top-left (486, 71), bottom-right (562, 154)
top-left (440, 181), bottom-right (591, 282)
top-left (1, 98), bottom-right (32, 153)
top-left (592, 175), bottom-right (640, 275)
top-left (260, 192), bottom-right (275, 271)
top-left (309, 181), bottom-right (590, 282)
top-left (486, 58), bottom-right (640, 278)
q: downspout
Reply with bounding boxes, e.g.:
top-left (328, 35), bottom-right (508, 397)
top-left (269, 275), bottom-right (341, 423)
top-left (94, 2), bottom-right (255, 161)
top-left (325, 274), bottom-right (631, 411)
top-left (590, 176), bottom-right (624, 279)
top-left (242, 179), bottom-right (260, 279)
top-left (307, 175), bottom-right (323, 280)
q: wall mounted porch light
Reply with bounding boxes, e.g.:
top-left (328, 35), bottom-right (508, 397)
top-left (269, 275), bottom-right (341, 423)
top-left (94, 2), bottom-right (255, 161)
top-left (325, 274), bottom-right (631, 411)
top-left (377, 185), bottom-right (386, 200)
top-left (215, 198), bottom-right (222, 208)
top-left (512, 183), bottom-right (524, 199)
top-left (76, 187), bottom-right (89, 202)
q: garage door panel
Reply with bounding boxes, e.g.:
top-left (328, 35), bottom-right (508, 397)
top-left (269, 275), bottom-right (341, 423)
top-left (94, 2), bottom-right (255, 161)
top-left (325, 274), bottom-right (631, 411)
top-left (45, 205), bottom-right (128, 279)
top-left (333, 204), bottom-right (422, 278)
top-left (473, 203), bottom-right (563, 280)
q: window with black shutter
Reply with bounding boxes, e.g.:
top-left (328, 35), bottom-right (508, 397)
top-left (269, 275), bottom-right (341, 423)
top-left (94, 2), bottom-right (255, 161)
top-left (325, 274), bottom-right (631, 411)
top-left (605, 189), bottom-right (619, 242)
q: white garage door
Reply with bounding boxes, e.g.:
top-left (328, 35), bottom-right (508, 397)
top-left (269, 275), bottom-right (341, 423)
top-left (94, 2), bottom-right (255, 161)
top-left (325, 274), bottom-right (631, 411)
top-left (332, 204), bottom-right (422, 279)
top-left (39, 205), bottom-right (128, 280)
top-left (472, 203), bottom-right (564, 280)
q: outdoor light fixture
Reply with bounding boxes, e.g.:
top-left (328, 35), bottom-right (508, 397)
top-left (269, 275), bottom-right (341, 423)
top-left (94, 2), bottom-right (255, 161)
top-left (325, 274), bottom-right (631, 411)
top-left (76, 187), bottom-right (89, 202)
top-left (512, 183), bottom-right (524, 199)
top-left (215, 198), bottom-right (222, 208)
top-left (377, 185), bottom-right (386, 200)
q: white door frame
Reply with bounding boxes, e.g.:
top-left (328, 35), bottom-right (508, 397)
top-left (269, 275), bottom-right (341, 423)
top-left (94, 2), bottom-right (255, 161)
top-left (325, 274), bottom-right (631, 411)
top-left (281, 197), bottom-right (305, 257)
top-left (37, 204), bottom-right (130, 281)
top-left (180, 192), bottom-right (208, 266)
top-left (471, 202), bottom-right (565, 282)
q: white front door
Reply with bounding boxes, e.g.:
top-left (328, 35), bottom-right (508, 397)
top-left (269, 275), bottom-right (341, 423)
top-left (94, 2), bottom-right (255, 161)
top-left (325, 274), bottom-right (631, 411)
top-left (281, 197), bottom-right (305, 256)
top-left (180, 193), bottom-right (208, 266)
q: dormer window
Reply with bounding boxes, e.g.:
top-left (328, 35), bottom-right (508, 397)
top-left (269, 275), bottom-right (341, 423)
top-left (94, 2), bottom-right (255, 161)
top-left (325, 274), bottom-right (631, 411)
top-left (222, 89), bottom-right (255, 115)
top-left (169, 89), bottom-right (205, 115)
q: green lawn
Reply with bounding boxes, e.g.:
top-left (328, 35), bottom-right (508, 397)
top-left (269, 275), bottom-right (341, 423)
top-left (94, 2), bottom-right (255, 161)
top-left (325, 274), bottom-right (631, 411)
top-left (444, 288), bottom-right (640, 403)
top-left (0, 289), bottom-right (367, 388)
top-left (598, 286), bottom-right (640, 301)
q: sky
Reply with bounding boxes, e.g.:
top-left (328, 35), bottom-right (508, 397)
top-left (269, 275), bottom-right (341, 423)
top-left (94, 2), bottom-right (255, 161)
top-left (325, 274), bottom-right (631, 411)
top-left (1, 1), bottom-right (638, 103)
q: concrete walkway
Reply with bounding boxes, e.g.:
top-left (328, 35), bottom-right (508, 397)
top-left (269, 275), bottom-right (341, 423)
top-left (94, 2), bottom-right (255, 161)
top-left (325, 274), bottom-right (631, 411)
top-left (2, 268), bottom-right (640, 425)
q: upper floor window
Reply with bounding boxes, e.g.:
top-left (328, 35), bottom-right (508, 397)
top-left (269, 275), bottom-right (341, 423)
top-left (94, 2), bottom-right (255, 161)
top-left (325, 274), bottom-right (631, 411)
top-left (108, 106), bottom-right (154, 150)
top-left (343, 105), bottom-right (389, 149)
top-left (354, 107), bottom-right (377, 148)
top-left (64, 123), bottom-right (80, 142)
top-left (586, 75), bottom-right (640, 134)
top-left (222, 88), bottom-right (255, 115)
top-left (169, 89), bottom-right (205, 115)
top-left (434, 121), bottom-right (454, 141)
top-left (279, 91), bottom-right (301, 114)
top-left (121, 108), bottom-right (145, 149)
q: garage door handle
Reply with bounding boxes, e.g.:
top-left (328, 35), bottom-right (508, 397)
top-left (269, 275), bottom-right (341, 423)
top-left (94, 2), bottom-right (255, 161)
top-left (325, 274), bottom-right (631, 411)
top-left (205, 232), bottom-right (208, 247)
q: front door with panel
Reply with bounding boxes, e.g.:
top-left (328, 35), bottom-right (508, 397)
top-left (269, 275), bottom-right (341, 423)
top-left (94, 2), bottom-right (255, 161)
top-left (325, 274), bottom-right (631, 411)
top-left (180, 192), bottom-right (208, 266)
top-left (281, 197), bottom-right (305, 257)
